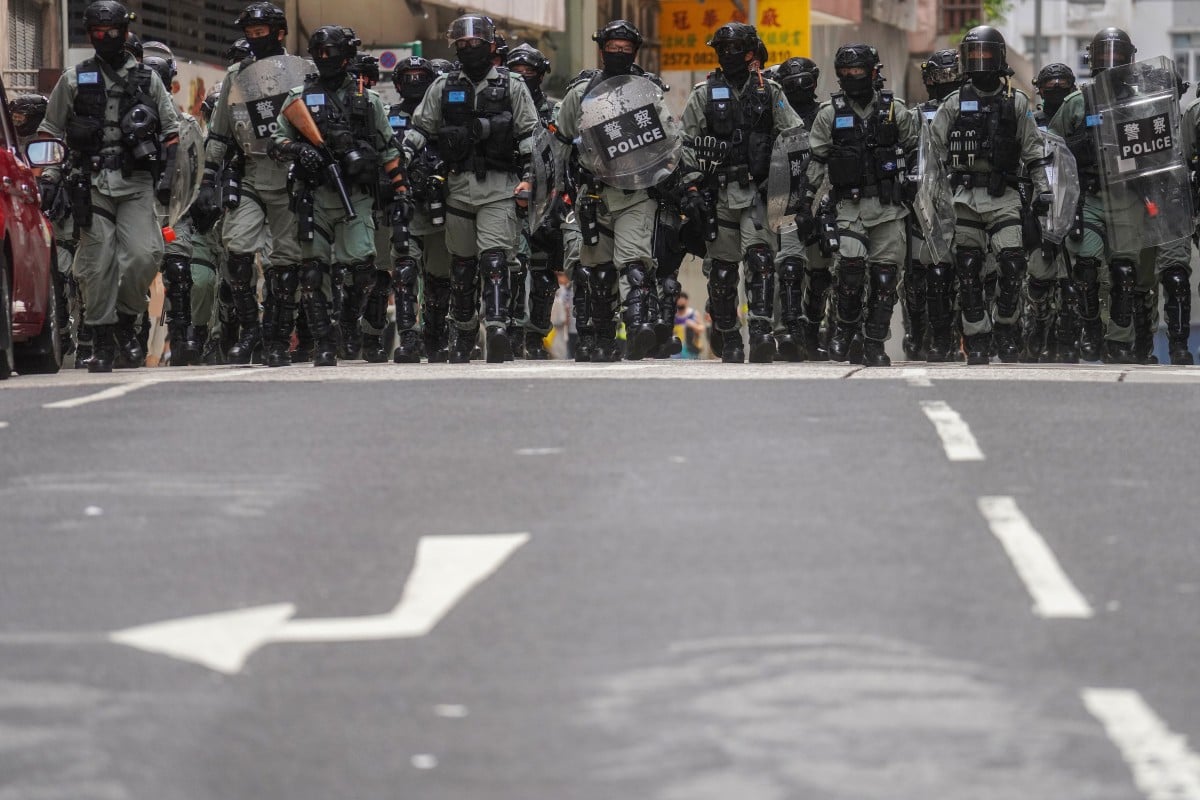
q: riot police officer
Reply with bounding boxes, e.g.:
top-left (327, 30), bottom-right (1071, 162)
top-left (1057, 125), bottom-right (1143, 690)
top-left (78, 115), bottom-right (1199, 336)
top-left (271, 26), bottom-right (405, 367)
top-left (802, 44), bottom-right (920, 366)
top-left (194, 2), bottom-right (306, 365)
top-left (903, 49), bottom-right (959, 361)
top-left (682, 24), bottom-right (803, 363)
top-left (928, 27), bottom-right (1049, 364)
top-left (38, 0), bottom-right (180, 373)
top-left (406, 14), bottom-right (538, 362)
top-left (1033, 63), bottom-right (1075, 127)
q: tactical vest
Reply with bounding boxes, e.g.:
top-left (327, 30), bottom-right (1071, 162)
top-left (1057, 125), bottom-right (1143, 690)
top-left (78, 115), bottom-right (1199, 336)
top-left (301, 78), bottom-right (380, 186)
top-left (69, 57), bottom-right (158, 170)
top-left (947, 84), bottom-right (1020, 175)
top-left (917, 99), bottom-right (939, 125)
top-left (826, 91), bottom-right (903, 203)
top-left (1064, 97), bottom-right (1100, 177)
top-left (703, 73), bottom-right (773, 185)
top-left (438, 68), bottom-right (518, 178)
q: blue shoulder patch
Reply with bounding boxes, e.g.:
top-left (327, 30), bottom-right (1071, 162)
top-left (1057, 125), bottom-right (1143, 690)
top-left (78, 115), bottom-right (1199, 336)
top-left (306, 93), bottom-right (325, 106)
top-left (1086, 113), bottom-right (1101, 127)
top-left (711, 87), bottom-right (730, 100)
top-left (960, 100), bottom-right (979, 112)
top-left (78, 71), bottom-right (100, 85)
top-left (835, 115), bottom-right (854, 129)
top-left (448, 90), bottom-right (467, 103)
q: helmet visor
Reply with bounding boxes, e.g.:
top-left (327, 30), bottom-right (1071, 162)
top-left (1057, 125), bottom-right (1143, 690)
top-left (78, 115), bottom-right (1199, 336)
top-left (781, 72), bottom-right (817, 92)
top-left (1090, 39), bottom-right (1135, 70)
top-left (923, 64), bottom-right (959, 85)
top-left (446, 17), bottom-right (494, 44)
top-left (960, 41), bottom-right (1002, 74)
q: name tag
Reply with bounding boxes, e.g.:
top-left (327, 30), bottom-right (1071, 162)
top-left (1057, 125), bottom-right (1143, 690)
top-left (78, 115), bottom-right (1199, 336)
top-left (448, 90), bottom-right (467, 103)
top-left (306, 93), bottom-right (325, 106)
top-left (711, 87), bottom-right (730, 100)
top-left (960, 100), bottom-right (979, 112)
top-left (835, 115), bottom-right (854, 129)
top-left (79, 72), bottom-right (100, 85)
top-left (1086, 114), bottom-right (1101, 127)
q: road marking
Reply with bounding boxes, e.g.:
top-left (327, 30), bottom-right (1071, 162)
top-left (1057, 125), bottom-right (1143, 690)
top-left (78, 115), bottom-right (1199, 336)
top-left (0, 421), bottom-right (8, 429)
top-left (515, 447), bottom-right (563, 456)
top-left (411, 754), bottom-right (439, 770)
top-left (978, 496), bottom-right (1093, 618)
top-left (434, 704), bottom-right (469, 718)
top-left (1081, 688), bottom-right (1200, 799)
top-left (920, 400), bottom-right (985, 461)
top-left (110, 533), bottom-right (530, 674)
top-left (902, 368), bottom-right (933, 387)
top-left (43, 380), bottom-right (158, 409)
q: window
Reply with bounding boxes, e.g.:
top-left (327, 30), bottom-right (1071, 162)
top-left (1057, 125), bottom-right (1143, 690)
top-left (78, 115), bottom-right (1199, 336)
top-left (1023, 36), bottom-right (1050, 59)
top-left (1172, 33), bottom-right (1200, 85)
top-left (938, 0), bottom-right (983, 35)
top-left (1075, 36), bottom-right (1092, 73)
top-left (5, 0), bottom-right (42, 94)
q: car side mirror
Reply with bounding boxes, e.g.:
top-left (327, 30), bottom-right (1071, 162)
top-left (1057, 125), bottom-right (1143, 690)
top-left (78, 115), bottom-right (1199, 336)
top-left (25, 139), bottom-right (66, 167)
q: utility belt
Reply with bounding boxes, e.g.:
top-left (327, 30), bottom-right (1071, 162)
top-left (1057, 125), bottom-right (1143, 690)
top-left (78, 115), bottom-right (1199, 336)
top-left (715, 162), bottom-right (752, 190)
top-left (950, 170), bottom-right (1014, 197)
top-left (82, 152), bottom-right (127, 173)
top-left (831, 183), bottom-right (881, 202)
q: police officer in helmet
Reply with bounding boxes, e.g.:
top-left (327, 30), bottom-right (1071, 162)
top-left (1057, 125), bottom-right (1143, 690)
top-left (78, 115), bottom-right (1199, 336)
top-left (38, 0), bottom-right (180, 372)
top-left (1032, 62), bottom-right (1075, 126)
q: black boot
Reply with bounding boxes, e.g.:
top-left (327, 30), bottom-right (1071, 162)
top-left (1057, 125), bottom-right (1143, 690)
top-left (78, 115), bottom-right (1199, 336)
top-left (965, 332), bottom-right (991, 365)
top-left (708, 259), bottom-right (742, 363)
top-left (828, 258), bottom-right (866, 362)
top-left (926, 263), bottom-right (955, 363)
top-left (74, 324), bottom-right (94, 369)
top-left (954, 248), bottom-right (988, 364)
top-left (480, 250), bottom-right (512, 363)
top-left (776, 258), bottom-right (804, 361)
top-left (992, 323), bottom-right (1021, 363)
top-left (1022, 277), bottom-right (1055, 363)
top-left (653, 270), bottom-right (683, 358)
top-left (507, 261), bottom-right (528, 359)
top-left (902, 263), bottom-right (928, 361)
top-left (226, 253), bottom-right (262, 365)
top-left (860, 263), bottom-right (897, 367)
top-left (590, 263), bottom-right (620, 361)
top-left (393, 329), bottom-right (421, 363)
top-left (524, 268), bottom-right (557, 359)
top-left (88, 324), bottom-right (115, 373)
top-left (743, 246), bottom-right (776, 363)
top-left (359, 264), bottom-right (392, 363)
top-left (1055, 277), bottom-right (1080, 363)
top-left (449, 325), bottom-right (477, 363)
top-left (113, 312), bottom-right (145, 369)
top-left (1162, 266), bottom-right (1193, 365)
top-left (422, 274), bottom-right (451, 363)
top-left (572, 265), bottom-right (594, 362)
top-left (1103, 259), bottom-right (1137, 364)
top-left (266, 267), bottom-right (298, 368)
top-left (1133, 290), bottom-right (1158, 365)
top-left (748, 319), bottom-right (776, 363)
top-left (162, 255), bottom-right (198, 366)
top-left (993, 249), bottom-right (1026, 363)
top-left (300, 261), bottom-right (337, 367)
top-left (622, 262), bottom-right (657, 361)
top-left (801, 267), bottom-right (832, 361)
top-left (337, 262), bottom-right (368, 360)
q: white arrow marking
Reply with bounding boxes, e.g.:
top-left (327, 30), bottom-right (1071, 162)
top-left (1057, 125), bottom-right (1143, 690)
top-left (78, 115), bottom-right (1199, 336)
top-left (109, 533), bottom-right (529, 674)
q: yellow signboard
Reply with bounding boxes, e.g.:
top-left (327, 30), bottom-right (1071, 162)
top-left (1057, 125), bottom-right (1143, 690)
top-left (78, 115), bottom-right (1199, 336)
top-left (659, 0), bottom-right (811, 71)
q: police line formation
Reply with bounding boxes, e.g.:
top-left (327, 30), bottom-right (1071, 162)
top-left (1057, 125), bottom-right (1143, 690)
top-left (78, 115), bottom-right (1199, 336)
top-left (15, 1), bottom-right (1200, 372)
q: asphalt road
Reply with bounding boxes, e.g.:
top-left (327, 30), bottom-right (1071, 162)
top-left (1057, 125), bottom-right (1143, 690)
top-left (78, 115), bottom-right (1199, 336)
top-left (1, 360), bottom-right (1199, 800)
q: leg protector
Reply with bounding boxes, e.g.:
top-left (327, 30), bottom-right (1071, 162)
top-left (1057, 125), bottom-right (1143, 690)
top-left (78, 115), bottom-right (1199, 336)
top-left (527, 269), bottom-right (558, 334)
top-left (1107, 258), bottom-right (1136, 330)
top-left (622, 261), bottom-right (656, 361)
top-left (828, 257), bottom-right (867, 362)
top-left (267, 266), bottom-right (299, 367)
top-left (226, 251), bottom-right (262, 364)
top-left (902, 262), bottom-right (928, 359)
top-left (1072, 256), bottom-right (1103, 360)
top-left (707, 259), bottom-right (741, 332)
top-left (422, 273), bottom-right (451, 362)
top-left (864, 262), bottom-right (898, 343)
top-left (480, 249), bottom-right (510, 326)
top-left (338, 261), bottom-right (372, 359)
top-left (590, 263), bottom-right (620, 360)
top-left (995, 247), bottom-right (1027, 323)
top-left (954, 247), bottom-right (987, 325)
top-left (300, 259), bottom-right (336, 364)
top-left (743, 244), bottom-right (775, 320)
top-left (1161, 265), bottom-right (1192, 364)
top-left (449, 256), bottom-right (480, 326)
top-left (925, 263), bottom-right (956, 362)
top-left (574, 264), bottom-right (595, 362)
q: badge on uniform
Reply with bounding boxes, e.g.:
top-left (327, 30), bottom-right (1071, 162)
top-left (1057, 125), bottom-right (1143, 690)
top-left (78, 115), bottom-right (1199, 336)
top-left (389, 115), bottom-right (407, 128)
top-left (1086, 114), bottom-right (1101, 127)
top-left (960, 100), bottom-right (979, 112)
top-left (306, 93), bottom-right (325, 110)
top-left (835, 116), bottom-right (854, 129)
top-left (711, 87), bottom-right (730, 100)
top-left (448, 91), bottom-right (467, 104)
top-left (79, 72), bottom-right (100, 85)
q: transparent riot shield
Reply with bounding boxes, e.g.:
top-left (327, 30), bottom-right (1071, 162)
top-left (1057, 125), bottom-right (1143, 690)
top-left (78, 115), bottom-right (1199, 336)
top-left (914, 127), bottom-right (955, 265)
top-left (227, 54), bottom-right (313, 156)
top-left (1084, 55), bottom-right (1193, 251)
top-left (766, 126), bottom-right (810, 234)
top-left (1038, 130), bottom-right (1079, 244)
top-left (167, 115), bottom-right (206, 227)
top-left (530, 125), bottom-right (567, 231)
top-left (577, 75), bottom-right (682, 190)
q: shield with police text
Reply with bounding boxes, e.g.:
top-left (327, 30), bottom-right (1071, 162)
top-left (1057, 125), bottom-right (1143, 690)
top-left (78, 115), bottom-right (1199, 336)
top-left (766, 126), bottom-right (810, 234)
top-left (1038, 130), bottom-right (1079, 244)
top-left (227, 54), bottom-right (313, 155)
top-left (577, 75), bottom-right (682, 190)
top-left (168, 114), bottom-right (206, 227)
top-left (914, 127), bottom-right (955, 265)
top-left (531, 125), bottom-right (567, 231)
top-left (1084, 55), bottom-right (1193, 251)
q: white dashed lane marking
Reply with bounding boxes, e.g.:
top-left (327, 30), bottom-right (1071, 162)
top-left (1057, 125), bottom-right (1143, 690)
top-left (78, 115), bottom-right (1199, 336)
top-left (920, 400), bottom-right (985, 461)
top-left (978, 496), bottom-right (1093, 619)
top-left (43, 380), bottom-right (159, 409)
top-left (1082, 688), bottom-right (1200, 799)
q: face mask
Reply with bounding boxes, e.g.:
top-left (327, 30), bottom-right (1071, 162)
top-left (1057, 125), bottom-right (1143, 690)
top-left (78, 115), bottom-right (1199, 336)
top-left (315, 57), bottom-right (345, 81)
top-left (457, 42), bottom-right (492, 80)
top-left (785, 88), bottom-right (816, 110)
top-left (1040, 90), bottom-right (1068, 116)
top-left (246, 32), bottom-right (283, 60)
top-left (91, 30), bottom-right (127, 64)
top-left (519, 75), bottom-right (543, 95)
top-left (838, 74), bottom-right (874, 101)
top-left (719, 52), bottom-right (750, 84)
top-left (400, 80), bottom-right (431, 104)
top-left (929, 82), bottom-right (957, 102)
top-left (601, 51), bottom-right (635, 76)
top-left (971, 72), bottom-right (1001, 92)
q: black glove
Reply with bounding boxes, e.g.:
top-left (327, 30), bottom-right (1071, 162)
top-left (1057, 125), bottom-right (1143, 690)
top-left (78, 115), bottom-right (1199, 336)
top-left (793, 194), bottom-right (817, 241)
top-left (691, 135), bottom-right (728, 169)
top-left (680, 188), bottom-right (709, 223)
top-left (39, 175), bottom-right (67, 221)
top-left (1031, 192), bottom-right (1052, 216)
top-left (156, 142), bottom-right (177, 208)
top-left (191, 178), bottom-right (222, 233)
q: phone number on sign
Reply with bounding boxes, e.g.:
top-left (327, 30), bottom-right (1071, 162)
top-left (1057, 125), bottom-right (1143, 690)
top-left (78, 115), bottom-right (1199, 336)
top-left (661, 49), bottom-right (804, 69)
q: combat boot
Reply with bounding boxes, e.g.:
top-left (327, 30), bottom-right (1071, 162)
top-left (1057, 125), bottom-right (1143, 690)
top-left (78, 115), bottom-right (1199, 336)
top-left (113, 312), bottom-right (145, 369)
top-left (1133, 297), bottom-right (1158, 365)
top-left (964, 332), bottom-right (991, 365)
top-left (862, 338), bottom-right (890, 367)
top-left (861, 262), bottom-right (898, 367)
top-left (574, 326), bottom-right (595, 362)
top-left (525, 330), bottom-right (549, 360)
top-left (393, 330), bottom-right (421, 363)
top-left (720, 329), bottom-right (745, 363)
top-left (422, 274), bottom-right (451, 363)
top-left (747, 320), bottom-right (776, 363)
top-left (74, 325), bottom-right (94, 369)
top-left (992, 323), bottom-right (1021, 363)
top-left (621, 262), bottom-right (656, 361)
top-left (449, 326), bottom-right (477, 363)
top-left (361, 333), bottom-right (388, 362)
top-left (827, 323), bottom-right (858, 363)
top-left (800, 321), bottom-right (828, 361)
top-left (88, 325), bottom-right (115, 373)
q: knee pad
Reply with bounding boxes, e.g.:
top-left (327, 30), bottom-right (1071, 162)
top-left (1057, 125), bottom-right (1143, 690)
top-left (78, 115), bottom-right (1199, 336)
top-left (954, 248), bottom-right (984, 282)
top-left (273, 267), bottom-right (299, 299)
top-left (807, 267), bottom-right (833, 295)
top-left (927, 263), bottom-right (953, 291)
top-left (709, 259), bottom-right (740, 295)
top-left (837, 257), bottom-right (867, 290)
top-left (997, 248), bottom-right (1027, 281)
top-left (745, 245), bottom-right (773, 277)
top-left (591, 262), bottom-right (618, 291)
top-left (530, 269), bottom-right (558, 300)
top-left (393, 256), bottom-right (418, 288)
top-left (480, 249), bottom-right (507, 281)
top-left (778, 257), bottom-right (803, 283)
top-left (1109, 259), bottom-right (1136, 292)
top-left (300, 260), bottom-right (327, 294)
top-left (1027, 277), bottom-right (1055, 303)
top-left (1162, 265), bottom-right (1190, 296)
top-left (450, 256), bottom-right (478, 292)
top-left (227, 252), bottom-right (256, 287)
top-left (161, 256), bottom-right (192, 291)
top-left (1073, 256), bottom-right (1100, 286)
top-left (623, 261), bottom-right (648, 290)
top-left (347, 261), bottom-right (374, 291)
top-left (870, 262), bottom-right (898, 295)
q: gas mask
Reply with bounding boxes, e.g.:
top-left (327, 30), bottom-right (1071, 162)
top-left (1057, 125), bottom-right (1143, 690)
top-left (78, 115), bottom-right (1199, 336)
top-left (970, 72), bottom-right (1002, 92)
top-left (91, 28), bottom-right (128, 65)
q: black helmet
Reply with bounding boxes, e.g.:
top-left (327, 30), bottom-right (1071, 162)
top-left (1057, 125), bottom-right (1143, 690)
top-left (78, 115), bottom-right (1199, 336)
top-left (9, 94), bottom-right (47, 137)
top-left (201, 83), bottom-right (221, 123)
top-left (84, 0), bottom-right (133, 29)
top-left (593, 19), bottom-right (643, 49)
top-left (707, 23), bottom-right (758, 54)
top-left (1087, 27), bottom-right (1136, 72)
top-left (921, 49), bottom-right (959, 86)
top-left (225, 38), bottom-right (251, 65)
top-left (308, 25), bottom-right (360, 75)
top-left (959, 26), bottom-right (1007, 75)
top-left (446, 14), bottom-right (495, 44)
top-left (392, 56), bottom-right (435, 102)
top-left (834, 43), bottom-right (880, 97)
top-left (776, 56), bottom-right (819, 92)
top-left (123, 31), bottom-right (142, 61)
top-left (506, 43), bottom-right (550, 75)
top-left (755, 39), bottom-right (769, 66)
top-left (351, 53), bottom-right (380, 85)
top-left (143, 56), bottom-right (176, 92)
top-left (835, 43), bottom-right (880, 71)
top-left (428, 58), bottom-right (454, 75)
top-left (1033, 62), bottom-right (1075, 91)
top-left (493, 33), bottom-right (509, 60)
top-left (234, 2), bottom-right (287, 31)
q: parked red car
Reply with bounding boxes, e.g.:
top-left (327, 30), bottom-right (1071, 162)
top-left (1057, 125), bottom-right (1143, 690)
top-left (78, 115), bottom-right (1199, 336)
top-left (0, 75), bottom-right (62, 379)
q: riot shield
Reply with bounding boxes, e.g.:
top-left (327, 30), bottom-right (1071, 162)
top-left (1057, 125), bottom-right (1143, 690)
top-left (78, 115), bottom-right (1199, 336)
top-left (530, 125), bottom-right (567, 231)
top-left (168, 114), bottom-right (206, 227)
top-left (227, 54), bottom-right (313, 156)
top-left (766, 126), bottom-right (810, 234)
top-left (1038, 130), bottom-right (1079, 244)
top-left (1084, 55), bottom-right (1193, 251)
top-left (914, 127), bottom-right (955, 264)
top-left (577, 75), bottom-right (682, 190)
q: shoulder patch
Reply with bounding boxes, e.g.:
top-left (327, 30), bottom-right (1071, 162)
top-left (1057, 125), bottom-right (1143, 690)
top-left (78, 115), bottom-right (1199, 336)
top-left (78, 71), bottom-right (100, 85)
